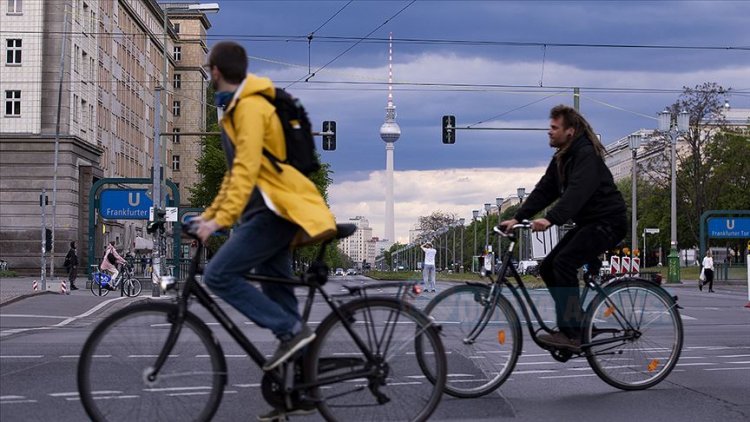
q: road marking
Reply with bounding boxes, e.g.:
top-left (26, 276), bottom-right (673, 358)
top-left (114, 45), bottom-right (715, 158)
top-left (704, 367), bottom-right (750, 371)
top-left (0, 399), bottom-right (37, 404)
top-left (0, 355), bottom-right (43, 358)
top-left (0, 396), bottom-right (25, 399)
top-left (49, 392), bottom-right (80, 397)
top-left (539, 374), bottom-right (597, 379)
top-left (512, 370), bottom-right (557, 374)
top-left (233, 383), bottom-right (260, 388)
top-left (717, 354), bottom-right (750, 358)
top-left (675, 363), bottom-right (716, 366)
top-left (0, 296), bottom-right (128, 337)
top-left (0, 314), bottom-right (69, 319)
top-left (728, 361), bottom-right (750, 364)
top-left (680, 314), bottom-right (697, 320)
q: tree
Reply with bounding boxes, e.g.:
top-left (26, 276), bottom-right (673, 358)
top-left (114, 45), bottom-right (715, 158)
top-left (642, 82), bottom-right (732, 247)
top-left (415, 211), bottom-right (457, 243)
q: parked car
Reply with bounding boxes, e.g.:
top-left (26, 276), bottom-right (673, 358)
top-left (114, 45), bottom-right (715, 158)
top-left (346, 268), bottom-right (357, 276)
top-left (334, 268), bottom-right (345, 276)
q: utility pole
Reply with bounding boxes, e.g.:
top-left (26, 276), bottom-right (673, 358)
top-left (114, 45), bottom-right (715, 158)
top-left (40, 190), bottom-right (48, 290)
top-left (574, 87), bottom-right (580, 111)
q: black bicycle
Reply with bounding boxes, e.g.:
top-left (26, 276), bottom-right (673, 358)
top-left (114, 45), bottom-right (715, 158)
top-left (90, 262), bottom-right (142, 297)
top-left (420, 221), bottom-right (683, 397)
top-left (77, 223), bottom-right (446, 421)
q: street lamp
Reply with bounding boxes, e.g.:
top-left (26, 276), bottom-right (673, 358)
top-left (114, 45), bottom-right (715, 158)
top-left (459, 218), bottom-right (465, 272)
top-left (151, 2), bottom-right (220, 296)
top-left (628, 132), bottom-right (642, 269)
top-left (472, 209), bottom-right (479, 271)
top-left (496, 197), bottom-right (504, 258)
top-left (516, 187), bottom-right (526, 260)
top-left (657, 108), bottom-right (690, 283)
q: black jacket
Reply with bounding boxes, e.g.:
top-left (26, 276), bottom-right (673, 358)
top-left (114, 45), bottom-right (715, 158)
top-left (514, 135), bottom-right (626, 227)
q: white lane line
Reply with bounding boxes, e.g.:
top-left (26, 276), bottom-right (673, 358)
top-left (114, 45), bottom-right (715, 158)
top-left (728, 361), bottom-right (750, 364)
top-left (0, 355), bottom-right (43, 359)
top-left (1, 314), bottom-right (69, 319)
top-left (0, 296), bottom-right (128, 337)
top-left (233, 383), bottom-right (260, 388)
top-left (704, 367), bottom-right (750, 371)
top-left (539, 374), bottom-right (597, 379)
top-left (143, 386), bottom-right (211, 392)
top-left (717, 354), bottom-right (750, 358)
top-left (0, 396), bottom-right (25, 399)
top-left (0, 399), bottom-right (37, 404)
top-left (517, 361), bottom-right (556, 366)
top-left (49, 392), bottom-right (80, 397)
top-left (675, 363), bottom-right (716, 366)
top-left (680, 315), bottom-right (697, 320)
top-left (512, 370), bottom-right (557, 374)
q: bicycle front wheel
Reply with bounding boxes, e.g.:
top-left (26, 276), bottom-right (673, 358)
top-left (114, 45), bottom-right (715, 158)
top-left (421, 283), bottom-right (521, 398)
top-left (77, 302), bottom-right (226, 422)
top-left (122, 277), bottom-right (142, 297)
top-left (305, 297), bottom-right (446, 422)
top-left (583, 278), bottom-right (683, 390)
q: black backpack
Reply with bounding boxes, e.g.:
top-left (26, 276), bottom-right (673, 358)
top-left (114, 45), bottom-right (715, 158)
top-left (260, 88), bottom-right (320, 176)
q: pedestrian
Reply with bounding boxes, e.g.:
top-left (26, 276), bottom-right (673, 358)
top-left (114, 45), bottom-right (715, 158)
top-left (64, 241), bottom-right (79, 290)
top-left (421, 242), bottom-right (437, 292)
top-left (101, 241), bottom-right (126, 286)
top-left (699, 250), bottom-right (715, 292)
top-left (499, 104), bottom-right (627, 351)
top-left (195, 40), bottom-right (336, 421)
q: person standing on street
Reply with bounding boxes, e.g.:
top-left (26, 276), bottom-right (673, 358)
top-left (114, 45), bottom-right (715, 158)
top-left (421, 242), bottom-right (437, 292)
top-left (499, 105), bottom-right (627, 351)
top-left (194, 41), bottom-right (337, 421)
top-left (700, 250), bottom-right (715, 292)
top-left (64, 241), bottom-right (79, 290)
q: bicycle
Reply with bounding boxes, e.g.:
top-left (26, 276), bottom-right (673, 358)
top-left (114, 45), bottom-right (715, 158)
top-left (419, 221), bottom-right (683, 397)
top-left (77, 222), bottom-right (446, 422)
top-left (90, 262), bottom-right (142, 297)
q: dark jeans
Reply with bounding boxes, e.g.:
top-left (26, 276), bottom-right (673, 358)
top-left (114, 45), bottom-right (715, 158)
top-left (203, 210), bottom-right (301, 340)
top-left (704, 268), bottom-right (714, 290)
top-left (68, 266), bottom-right (78, 285)
top-left (538, 220), bottom-right (626, 337)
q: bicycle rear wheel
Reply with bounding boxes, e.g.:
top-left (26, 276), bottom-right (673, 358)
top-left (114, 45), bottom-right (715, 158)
top-left (583, 278), bottom-right (683, 390)
top-left (122, 277), bottom-right (142, 297)
top-left (305, 297), bottom-right (446, 422)
top-left (90, 280), bottom-right (110, 297)
top-left (421, 283), bottom-right (521, 398)
top-left (77, 302), bottom-right (226, 421)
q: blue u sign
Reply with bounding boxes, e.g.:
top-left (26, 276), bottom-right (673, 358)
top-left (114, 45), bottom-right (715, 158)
top-left (708, 217), bottom-right (750, 238)
top-left (100, 189), bottom-right (153, 220)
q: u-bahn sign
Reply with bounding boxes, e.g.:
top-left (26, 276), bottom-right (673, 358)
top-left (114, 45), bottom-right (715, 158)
top-left (708, 217), bottom-right (750, 238)
top-left (99, 189), bottom-right (152, 219)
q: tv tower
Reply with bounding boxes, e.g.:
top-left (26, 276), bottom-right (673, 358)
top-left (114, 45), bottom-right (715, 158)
top-left (379, 33), bottom-right (401, 244)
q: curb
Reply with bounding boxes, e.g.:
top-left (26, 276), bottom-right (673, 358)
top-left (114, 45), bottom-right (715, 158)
top-left (0, 290), bottom-right (56, 307)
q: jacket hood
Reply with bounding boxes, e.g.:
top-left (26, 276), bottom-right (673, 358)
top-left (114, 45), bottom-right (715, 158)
top-left (225, 74), bottom-right (275, 113)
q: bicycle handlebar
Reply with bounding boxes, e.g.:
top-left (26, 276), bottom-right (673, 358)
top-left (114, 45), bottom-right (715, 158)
top-left (493, 220), bottom-right (532, 238)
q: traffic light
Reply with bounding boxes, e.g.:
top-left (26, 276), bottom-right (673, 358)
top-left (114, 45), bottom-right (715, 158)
top-left (322, 121), bottom-right (336, 151)
top-left (45, 228), bottom-right (52, 251)
top-left (442, 115), bottom-right (456, 144)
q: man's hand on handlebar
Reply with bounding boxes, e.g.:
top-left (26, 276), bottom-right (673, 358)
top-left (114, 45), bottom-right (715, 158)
top-left (530, 218), bottom-right (552, 232)
top-left (498, 219), bottom-right (519, 234)
top-left (196, 218), bottom-right (221, 243)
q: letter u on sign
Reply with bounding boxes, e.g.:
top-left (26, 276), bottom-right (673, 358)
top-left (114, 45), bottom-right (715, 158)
top-left (128, 192), bottom-right (141, 207)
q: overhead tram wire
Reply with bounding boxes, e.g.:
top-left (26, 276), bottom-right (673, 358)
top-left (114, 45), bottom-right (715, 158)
top-left (284, 0), bottom-right (417, 89)
top-left (467, 91), bottom-right (567, 128)
top-left (297, 0), bottom-right (354, 81)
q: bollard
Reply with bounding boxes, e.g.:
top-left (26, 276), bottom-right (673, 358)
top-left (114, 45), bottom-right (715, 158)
top-left (32, 280), bottom-right (39, 291)
top-left (60, 279), bottom-right (69, 295)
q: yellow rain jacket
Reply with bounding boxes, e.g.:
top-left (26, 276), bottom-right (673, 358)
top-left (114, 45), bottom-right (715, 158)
top-left (201, 74), bottom-right (336, 246)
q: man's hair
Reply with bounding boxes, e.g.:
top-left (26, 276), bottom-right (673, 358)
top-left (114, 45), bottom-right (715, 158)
top-left (207, 41), bottom-right (248, 84)
top-left (549, 105), bottom-right (606, 158)
top-left (70, 241), bottom-right (76, 248)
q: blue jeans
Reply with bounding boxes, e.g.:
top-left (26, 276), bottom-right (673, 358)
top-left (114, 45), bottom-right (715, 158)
top-left (203, 210), bottom-right (301, 341)
top-left (422, 264), bottom-right (436, 290)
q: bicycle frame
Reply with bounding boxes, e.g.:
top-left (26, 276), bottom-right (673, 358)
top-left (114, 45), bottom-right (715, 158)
top-left (147, 237), bottom-right (421, 393)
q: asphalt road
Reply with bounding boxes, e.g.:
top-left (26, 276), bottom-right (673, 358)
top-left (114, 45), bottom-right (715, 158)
top-left (1, 275), bottom-right (748, 421)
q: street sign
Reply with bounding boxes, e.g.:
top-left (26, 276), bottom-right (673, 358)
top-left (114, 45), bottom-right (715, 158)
top-left (165, 207), bottom-right (178, 222)
top-left (708, 217), bottom-right (750, 238)
top-left (645, 228), bottom-right (660, 234)
top-left (100, 189), bottom-right (151, 220)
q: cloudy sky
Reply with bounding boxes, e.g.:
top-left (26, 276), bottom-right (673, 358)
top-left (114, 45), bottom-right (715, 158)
top-left (199, 0), bottom-right (750, 243)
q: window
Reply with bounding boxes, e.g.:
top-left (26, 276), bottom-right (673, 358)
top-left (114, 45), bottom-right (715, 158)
top-left (173, 23), bottom-right (180, 34)
top-left (6, 39), bottom-right (21, 64)
top-left (173, 73), bottom-right (181, 89)
top-left (7, 0), bottom-right (22, 14)
top-left (172, 100), bottom-right (180, 116)
top-left (72, 94), bottom-right (79, 122)
top-left (173, 127), bottom-right (180, 144)
top-left (173, 46), bottom-right (181, 61)
top-left (4, 90), bottom-right (21, 116)
top-left (172, 155), bottom-right (180, 171)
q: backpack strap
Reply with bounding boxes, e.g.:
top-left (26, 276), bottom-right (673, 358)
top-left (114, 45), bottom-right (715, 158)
top-left (227, 94), bottom-right (285, 174)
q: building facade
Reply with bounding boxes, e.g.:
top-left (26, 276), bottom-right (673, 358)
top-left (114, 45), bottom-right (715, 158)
top-left (0, 0), bottom-right (212, 274)
top-left (338, 216), bottom-right (375, 269)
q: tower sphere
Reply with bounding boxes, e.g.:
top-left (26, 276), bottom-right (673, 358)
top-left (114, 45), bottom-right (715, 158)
top-left (380, 121), bottom-right (401, 143)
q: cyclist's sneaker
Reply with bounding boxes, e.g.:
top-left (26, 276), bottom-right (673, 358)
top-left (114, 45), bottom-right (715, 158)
top-left (256, 406), bottom-right (316, 422)
top-left (538, 331), bottom-right (581, 351)
top-left (263, 325), bottom-right (316, 371)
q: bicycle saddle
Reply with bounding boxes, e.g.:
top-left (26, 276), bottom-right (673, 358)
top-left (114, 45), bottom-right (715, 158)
top-left (335, 224), bottom-right (357, 239)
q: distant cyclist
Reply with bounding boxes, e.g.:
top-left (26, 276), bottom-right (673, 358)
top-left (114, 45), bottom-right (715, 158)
top-left (101, 241), bottom-right (127, 289)
top-left (500, 105), bottom-right (626, 351)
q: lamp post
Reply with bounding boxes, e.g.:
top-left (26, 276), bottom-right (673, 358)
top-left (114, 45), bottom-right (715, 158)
top-left (517, 187), bottom-right (526, 260)
top-left (484, 203), bottom-right (491, 252)
top-left (657, 108), bottom-right (689, 283)
top-left (472, 209), bottom-right (479, 272)
top-left (628, 133), bottom-right (642, 270)
top-left (459, 218), bottom-right (465, 272)
top-left (452, 221), bottom-right (456, 272)
top-left (152, 2), bottom-right (219, 296)
top-left (496, 196), bottom-right (504, 258)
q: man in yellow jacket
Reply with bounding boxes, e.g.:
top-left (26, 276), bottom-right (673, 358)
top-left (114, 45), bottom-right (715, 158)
top-left (195, 42), bottom-right (336, 382)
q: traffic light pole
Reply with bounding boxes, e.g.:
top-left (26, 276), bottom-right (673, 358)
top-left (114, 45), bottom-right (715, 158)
top-left (441, 115), bottom-right (547, 144)
top-left (40, 189), bottom-right (47, 291)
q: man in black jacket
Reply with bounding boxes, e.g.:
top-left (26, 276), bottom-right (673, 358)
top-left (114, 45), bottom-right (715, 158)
top-left (500, 105), bottom-right (626, 350)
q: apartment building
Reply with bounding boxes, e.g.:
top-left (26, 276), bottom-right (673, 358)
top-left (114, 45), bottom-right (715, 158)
top-left (338, 216), bottom-right (375, 269)
top-left (0, 0), bottom-right (212, 273)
